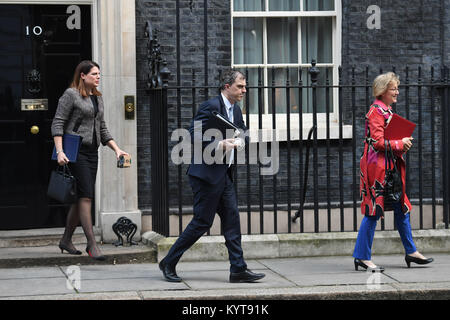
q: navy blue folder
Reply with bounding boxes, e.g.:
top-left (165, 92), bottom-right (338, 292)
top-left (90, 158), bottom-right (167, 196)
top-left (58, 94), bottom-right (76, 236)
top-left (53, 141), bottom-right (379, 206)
top-left (51, 134), bottom-right (82, 162)
top-left (205, 111), bottom-right (240, 136)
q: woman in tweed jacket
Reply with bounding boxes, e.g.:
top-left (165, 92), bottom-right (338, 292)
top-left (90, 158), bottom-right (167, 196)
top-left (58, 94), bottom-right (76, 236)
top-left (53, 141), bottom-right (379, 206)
top-left (51, 60), bottom-right (128, 260)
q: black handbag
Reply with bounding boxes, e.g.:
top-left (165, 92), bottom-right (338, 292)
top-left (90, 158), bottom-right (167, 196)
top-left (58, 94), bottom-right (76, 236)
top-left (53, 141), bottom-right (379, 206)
top-left (384, 140), bottom-right (403, 210)
top-left (47, 164), bottom-right (77, 204)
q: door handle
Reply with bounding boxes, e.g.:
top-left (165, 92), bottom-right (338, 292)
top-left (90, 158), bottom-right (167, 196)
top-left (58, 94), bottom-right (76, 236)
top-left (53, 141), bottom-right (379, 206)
top-left (30, 125), bottom-right (39, 135)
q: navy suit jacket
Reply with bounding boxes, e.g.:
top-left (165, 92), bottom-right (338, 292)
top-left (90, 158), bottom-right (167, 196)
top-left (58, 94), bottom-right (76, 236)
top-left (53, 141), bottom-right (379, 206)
top-left (187, 95), bottom-right (247, 185)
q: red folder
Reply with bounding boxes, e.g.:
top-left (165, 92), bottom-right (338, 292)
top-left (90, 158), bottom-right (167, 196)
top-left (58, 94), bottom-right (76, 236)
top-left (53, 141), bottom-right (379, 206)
top-left (384, 113), bottom-right (416, 140)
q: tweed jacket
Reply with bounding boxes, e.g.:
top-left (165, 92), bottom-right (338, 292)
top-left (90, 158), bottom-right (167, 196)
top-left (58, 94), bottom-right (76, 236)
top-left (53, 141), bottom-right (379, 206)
top-left (51, 88), bottom-right (113, 147)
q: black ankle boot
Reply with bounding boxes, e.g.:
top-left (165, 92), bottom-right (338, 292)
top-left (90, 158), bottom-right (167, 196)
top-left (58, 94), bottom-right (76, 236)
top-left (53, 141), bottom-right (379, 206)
top-left (159, 259), bottom-right (182, 282)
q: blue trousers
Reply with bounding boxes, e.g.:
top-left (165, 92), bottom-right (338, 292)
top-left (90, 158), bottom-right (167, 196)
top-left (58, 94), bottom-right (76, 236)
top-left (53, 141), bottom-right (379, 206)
top-left (353, 203), bottom-right (417, 260)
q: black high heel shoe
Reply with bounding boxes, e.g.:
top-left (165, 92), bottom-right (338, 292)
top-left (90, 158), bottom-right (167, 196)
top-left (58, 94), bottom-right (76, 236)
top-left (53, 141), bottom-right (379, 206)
top-left (86, 245), bottom-right (106, 261)
top-left (354, 258), bottom-right (385, 272)
top-left (405, 255), bottom-right (434, 268)
top-left (58, 242), bottom-right (82, 255)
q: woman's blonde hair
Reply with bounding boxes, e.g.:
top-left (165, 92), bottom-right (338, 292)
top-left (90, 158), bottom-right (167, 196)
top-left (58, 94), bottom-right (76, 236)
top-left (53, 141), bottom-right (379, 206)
top-left (372, 72), bottom-right (400, 99)
top-left (70, 60), bottom-right (102, 97)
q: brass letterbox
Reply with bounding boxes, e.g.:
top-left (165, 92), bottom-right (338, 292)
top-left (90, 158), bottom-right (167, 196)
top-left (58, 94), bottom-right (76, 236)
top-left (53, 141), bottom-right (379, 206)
top-left (21, 99), bottom-right (48, 111)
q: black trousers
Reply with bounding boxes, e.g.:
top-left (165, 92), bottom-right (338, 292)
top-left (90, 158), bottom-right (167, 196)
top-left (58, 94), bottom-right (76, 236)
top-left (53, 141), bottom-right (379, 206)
top-left (163, 174), bottom-right (247, 273)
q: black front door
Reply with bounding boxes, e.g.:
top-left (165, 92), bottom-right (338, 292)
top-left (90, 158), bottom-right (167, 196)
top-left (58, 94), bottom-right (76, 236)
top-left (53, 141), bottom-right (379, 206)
top-left (0, 4), bottom-right (92, 230)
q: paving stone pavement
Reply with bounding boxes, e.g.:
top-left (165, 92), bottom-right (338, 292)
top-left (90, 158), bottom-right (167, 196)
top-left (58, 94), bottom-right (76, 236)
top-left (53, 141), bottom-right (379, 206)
top-left (1, 253), bottom-right (449, 301)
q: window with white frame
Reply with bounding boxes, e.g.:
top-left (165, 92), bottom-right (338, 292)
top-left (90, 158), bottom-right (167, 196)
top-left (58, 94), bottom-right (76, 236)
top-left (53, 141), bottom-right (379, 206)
top-left (232, 0), bottom-right (346, 140)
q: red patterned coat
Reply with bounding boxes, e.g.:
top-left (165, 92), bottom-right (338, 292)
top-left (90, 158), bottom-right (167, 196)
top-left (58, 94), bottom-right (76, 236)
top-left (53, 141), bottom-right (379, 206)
top-left (360, 99), bottom-right (412, 217)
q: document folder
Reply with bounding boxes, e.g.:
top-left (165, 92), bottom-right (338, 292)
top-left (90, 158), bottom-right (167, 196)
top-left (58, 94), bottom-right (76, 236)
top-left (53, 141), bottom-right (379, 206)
top-left (206, 111), bottom-right (240, 135)
top-left (51, 134), bottom-right (82, 162)
top-left (384, 113), bottom-right (416, 140)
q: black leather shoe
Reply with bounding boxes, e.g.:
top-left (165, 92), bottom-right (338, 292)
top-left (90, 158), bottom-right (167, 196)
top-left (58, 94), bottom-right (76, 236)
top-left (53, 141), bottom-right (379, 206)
top-left (229, 269), bottom-right (265, 283)
top-left (59, 242), bottom-right (82, 255)
top-left (354, 258), bottom-right (385, 272)
top-left (86, 245), bottom-right (106, 261)
top-left (405, 254), bottom-right (434, 268)
top-left (159, 259), bottom-right (182, 282)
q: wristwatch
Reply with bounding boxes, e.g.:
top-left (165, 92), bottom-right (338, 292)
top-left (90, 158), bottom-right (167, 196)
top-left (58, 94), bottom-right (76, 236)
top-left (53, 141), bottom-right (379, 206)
top-left (56, 150), bottom-right (64, 154)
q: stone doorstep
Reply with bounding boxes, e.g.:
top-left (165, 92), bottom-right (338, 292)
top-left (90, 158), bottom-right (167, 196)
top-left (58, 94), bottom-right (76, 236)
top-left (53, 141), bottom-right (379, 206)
top-left (0, 227), bottom-right (156, 268)
top-left (0, 243), bottom-right (157, 269)
top-left (0, 228), bottom-right (101, 248)
top-left (143, 229), bottom-right (450, 263)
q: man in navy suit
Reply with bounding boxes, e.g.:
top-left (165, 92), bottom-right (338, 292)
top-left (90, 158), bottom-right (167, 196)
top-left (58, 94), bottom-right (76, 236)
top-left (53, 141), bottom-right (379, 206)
top-left (159, 70), bottom-right (265, 283)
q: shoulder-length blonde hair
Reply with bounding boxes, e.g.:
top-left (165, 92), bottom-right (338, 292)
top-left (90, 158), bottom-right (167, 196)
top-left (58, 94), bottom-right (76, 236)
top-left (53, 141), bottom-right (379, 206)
top-left (70, 60), bottom-right (102, 97)
top-left (372, 72), bottom-right (400, 99)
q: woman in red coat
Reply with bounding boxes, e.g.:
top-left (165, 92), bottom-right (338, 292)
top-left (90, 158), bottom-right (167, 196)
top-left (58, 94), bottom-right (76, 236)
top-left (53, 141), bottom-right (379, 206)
top-left (353, 72), bottom-right (433, 271)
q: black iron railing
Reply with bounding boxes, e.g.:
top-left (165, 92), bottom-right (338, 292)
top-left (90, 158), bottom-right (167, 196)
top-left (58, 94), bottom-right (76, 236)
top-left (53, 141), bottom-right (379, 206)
top-left (146, 30), bottom-right (450, 236)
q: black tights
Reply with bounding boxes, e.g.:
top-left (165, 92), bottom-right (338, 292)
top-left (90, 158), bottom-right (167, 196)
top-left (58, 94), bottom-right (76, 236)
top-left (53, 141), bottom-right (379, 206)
top-left (60, 198), bottom-right (101, 254)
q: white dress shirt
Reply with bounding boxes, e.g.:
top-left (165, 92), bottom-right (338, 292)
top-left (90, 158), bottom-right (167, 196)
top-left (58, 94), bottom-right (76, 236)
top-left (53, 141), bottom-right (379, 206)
top-left (221, 93), bottom-right (235, 166)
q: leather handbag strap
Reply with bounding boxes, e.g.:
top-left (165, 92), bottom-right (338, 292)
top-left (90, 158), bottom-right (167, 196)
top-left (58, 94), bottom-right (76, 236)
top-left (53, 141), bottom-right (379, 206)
top-left (384, 140), bottom-right (398, 172)
top-left (385, 140), bottom-right (391, 171)
top-left (57, 164), bottom-right (73, 178)
top-left (388, 142), bottom-right (397, 170)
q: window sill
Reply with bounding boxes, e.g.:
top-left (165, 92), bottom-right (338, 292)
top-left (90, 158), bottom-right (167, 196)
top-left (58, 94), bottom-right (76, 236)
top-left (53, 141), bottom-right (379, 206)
top-left (247, 125), bottom-right (353, 142)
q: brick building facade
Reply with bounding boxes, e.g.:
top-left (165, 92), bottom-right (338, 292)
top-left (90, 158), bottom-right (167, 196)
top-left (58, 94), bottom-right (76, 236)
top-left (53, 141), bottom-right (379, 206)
top-left (135, 0), bottom-right (450, 220)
